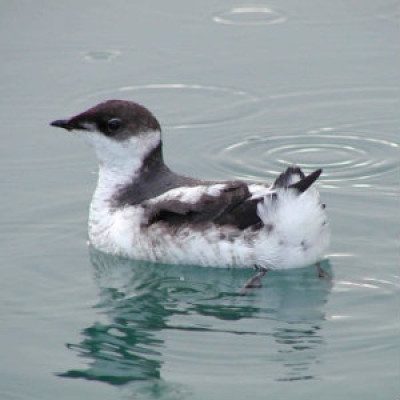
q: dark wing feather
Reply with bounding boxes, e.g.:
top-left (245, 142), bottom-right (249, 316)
top-left (289, 169), bottom-right (322, 193)
top-left (141, 167), bottom-right (322, 230)
top-left (273, 166), bottom-right (322, 193)
top-left (214, 198), bottom-right (261, 230)
top-left (142, 181), bottom-right (262, 230)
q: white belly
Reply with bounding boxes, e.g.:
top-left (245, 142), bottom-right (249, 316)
top-left (88, 188), bottom-right (330, 269)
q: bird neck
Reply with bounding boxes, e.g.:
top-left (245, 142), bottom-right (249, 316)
top-left (92, 141), bottom-right (165, 209)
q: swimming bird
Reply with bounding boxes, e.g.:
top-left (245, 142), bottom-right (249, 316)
top-left (50, 100), bottom-right (330, 277)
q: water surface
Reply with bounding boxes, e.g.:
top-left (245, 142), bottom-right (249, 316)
top-left (1, 1), bottom-right (399, 399)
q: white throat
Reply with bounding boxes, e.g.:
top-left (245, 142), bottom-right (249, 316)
top-left (82, 129), bottom-right (161, 252)
top-left (77, 129), bottom-right (161, 206)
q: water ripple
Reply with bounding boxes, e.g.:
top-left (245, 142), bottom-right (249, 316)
top-left (215, 132), bottom-right (398, 186)
top-left (213, 1), bottom-right (398, 27)
top-left (199, 86), bottom-right (400, 188)
top-left (71, 83), bottom-right (261, 129)
top-left (153, 276), bottom-right (220, 303)
top-left (213, 7), bottom-right (287, 26)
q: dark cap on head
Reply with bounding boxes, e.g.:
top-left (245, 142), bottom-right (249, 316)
top-left (50, 100), bottom-right (161, 140)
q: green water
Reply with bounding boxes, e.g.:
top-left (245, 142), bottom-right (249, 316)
top-left (1, 1), bottom-right (399, 399)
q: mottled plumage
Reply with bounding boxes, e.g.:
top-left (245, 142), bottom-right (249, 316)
top-left (50, 100), bottom-right (330, 269)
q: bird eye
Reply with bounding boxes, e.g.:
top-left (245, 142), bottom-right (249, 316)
top-left (107, 118), bottom-right (122, 133)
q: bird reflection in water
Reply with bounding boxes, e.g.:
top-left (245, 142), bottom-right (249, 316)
top-left (58, 247), bottom-right (332, 392)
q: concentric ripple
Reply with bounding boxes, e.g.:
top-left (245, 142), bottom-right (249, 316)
top-left (213, 7), bottom-right (287, 26)
top-left (216, 131), bottom-right (398, 187)
top-left (71, 83), bottom-right (261, 129)
top-left (205, 86), bottom-right (399, 188)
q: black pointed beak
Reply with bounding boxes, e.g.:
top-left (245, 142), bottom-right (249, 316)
top-left (50, 119), bottom-right (73, 130)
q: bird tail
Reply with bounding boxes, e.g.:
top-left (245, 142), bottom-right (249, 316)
top-left (273, 166), bottom-right (322, 193)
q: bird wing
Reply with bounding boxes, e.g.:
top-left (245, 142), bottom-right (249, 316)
top-left (141, 181), bottom-right (262, 230)
top-left (141, 167), bottom-right (322, 230)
